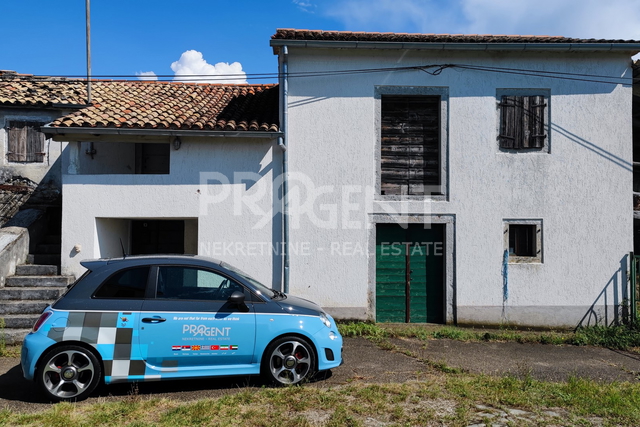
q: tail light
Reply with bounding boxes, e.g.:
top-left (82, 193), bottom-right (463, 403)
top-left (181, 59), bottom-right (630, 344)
top-left (32, 311), bottom-right (53, 332)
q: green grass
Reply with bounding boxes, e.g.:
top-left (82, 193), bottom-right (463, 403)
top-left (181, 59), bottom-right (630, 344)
top-left (2, 376), bottom-right (640, 425)
top-left (0, 344), bottom-right (20, 358)
top-left (337, 321), bottom-right (640, 351)
top-left (3, 322), bottom-right (640, 424)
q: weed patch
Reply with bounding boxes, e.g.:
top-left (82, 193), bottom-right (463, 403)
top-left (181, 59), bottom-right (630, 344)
top-left (3, 379), bottom-right (640, 425)
top-left (338, 321), bottom-right (640, 351)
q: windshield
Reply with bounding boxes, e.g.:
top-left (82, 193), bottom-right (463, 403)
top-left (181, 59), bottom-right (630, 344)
top-left (220, 262), bottom-right (279, 298)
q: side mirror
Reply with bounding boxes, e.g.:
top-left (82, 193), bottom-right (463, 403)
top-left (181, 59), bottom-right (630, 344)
top-left (228, 291), bottom-right (245, 305)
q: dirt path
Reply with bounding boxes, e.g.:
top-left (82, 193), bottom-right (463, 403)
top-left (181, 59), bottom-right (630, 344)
top-left (1, 337), bottom-right (639, 412)
top-left (390, 337), bottom-right (640, 382)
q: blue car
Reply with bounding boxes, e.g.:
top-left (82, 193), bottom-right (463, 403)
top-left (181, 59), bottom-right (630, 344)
top-left (21, 255), bottom-right (343, 402)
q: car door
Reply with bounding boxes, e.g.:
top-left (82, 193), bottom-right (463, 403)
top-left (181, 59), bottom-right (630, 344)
top-left (138, 265), bottom-right (256, 370)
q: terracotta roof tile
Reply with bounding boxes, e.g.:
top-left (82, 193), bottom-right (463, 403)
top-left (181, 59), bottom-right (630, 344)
top-left (272, 28), bottom-right (640, 44)
top-left (0, 72), bottom-right (279, 132)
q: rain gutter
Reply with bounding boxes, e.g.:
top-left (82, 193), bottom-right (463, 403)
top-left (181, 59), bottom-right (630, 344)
top-left (41, 126), bottom-right (282, 139)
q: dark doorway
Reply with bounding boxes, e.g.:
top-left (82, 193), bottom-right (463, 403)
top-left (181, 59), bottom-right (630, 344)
top-left (135, 143), bottom-right (170, 174)
top-left (376, 223), bottom-right (445, 323)
top-left (131, 220), bottom-right (185, 255)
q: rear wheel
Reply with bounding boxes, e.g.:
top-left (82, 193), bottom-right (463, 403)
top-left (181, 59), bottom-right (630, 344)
top-left (263, 336), bottom-right (316, 385)
top-left (36, 345), bottom-right (101, 402)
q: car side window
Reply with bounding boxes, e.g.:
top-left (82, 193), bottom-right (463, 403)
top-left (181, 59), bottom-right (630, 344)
top-left (156, 266), bottom-right (244, 301)
top-left (93, 267), bottom-right (150, 299)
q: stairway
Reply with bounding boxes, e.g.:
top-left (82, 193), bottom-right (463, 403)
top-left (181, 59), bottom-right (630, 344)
top-left (0, 264), bottom-right (74, 345)
top-left (27, 234), bottom-right (62, 273)
top-left (26, 206), bottom-right (62, 273)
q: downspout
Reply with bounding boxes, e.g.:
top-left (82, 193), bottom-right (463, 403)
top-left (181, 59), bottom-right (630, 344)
top-left (278, 46), bottom-right (290, 294)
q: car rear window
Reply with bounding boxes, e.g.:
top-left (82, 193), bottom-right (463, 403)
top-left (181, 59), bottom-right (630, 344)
top-left (93, 267), bottom-right (150, 299)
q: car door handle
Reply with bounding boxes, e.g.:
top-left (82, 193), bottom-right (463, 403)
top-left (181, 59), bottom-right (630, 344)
top-left (142, 317), bottom-right (166, 323)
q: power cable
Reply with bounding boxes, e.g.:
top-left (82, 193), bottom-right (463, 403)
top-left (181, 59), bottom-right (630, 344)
top-left (0, 63), bottom-right (634, 85)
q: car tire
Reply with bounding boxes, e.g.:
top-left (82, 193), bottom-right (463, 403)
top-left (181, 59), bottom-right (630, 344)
top-left (262, 336), bottom-right (316, 386)
top-left (36, 344), bottom-right (102, 402)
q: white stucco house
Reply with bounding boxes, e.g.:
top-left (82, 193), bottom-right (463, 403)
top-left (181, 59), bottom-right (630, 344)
top-left (6, 29), bottom-right (640, 329)
top-left (269, 29), bottom-right (640, 328)
top-left (38, 81), bottom-right (284, 287)
top-left (0, 70), bottom-right (72, 189)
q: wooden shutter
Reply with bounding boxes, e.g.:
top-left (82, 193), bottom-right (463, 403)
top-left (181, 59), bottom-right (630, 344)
top-left (499, 96), bottom-right (518, 149)
top-left (528, 95), bottom-right (546, 149)
top-left (7, 121), bottom-right (27, 162)
top-left (499, 95), bottom-right (546, 149)
top-left (381, 95), bottom-right (440, 195)
top-left (7, 121), bottom-right (45, 162)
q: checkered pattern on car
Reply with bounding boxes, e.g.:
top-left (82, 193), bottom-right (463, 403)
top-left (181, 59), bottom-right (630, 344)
top-left (46, 311), bottom-right (152, 381)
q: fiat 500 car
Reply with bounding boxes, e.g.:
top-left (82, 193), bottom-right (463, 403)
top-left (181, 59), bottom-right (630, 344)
top-left (21, 255), bottom-right (343, 402)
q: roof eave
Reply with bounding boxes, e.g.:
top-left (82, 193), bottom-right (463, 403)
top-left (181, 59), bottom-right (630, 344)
top-left (270, 39), bottom-right (640, 54)
top-left (0, 102), bottom-right (89, 110)
top-left (41, 126), bottom-right (282, 139)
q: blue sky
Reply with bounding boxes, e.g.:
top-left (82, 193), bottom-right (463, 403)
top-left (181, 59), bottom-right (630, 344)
top-left (3, 0), bottom-right (640, 84)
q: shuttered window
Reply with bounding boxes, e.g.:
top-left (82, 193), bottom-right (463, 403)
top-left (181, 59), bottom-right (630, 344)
top-left (7, 121), bottom-right (46, 162)
top-left (381, 95), bottom-right (440, 195)
top-left (499, 95), bottom-right (546, 150)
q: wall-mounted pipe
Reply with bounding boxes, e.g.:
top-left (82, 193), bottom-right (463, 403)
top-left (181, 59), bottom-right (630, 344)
top-left (280, 46), bottom-right (290, 294)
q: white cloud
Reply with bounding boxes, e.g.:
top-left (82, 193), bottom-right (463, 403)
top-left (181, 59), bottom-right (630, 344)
top-left (170, 50), bottom-right (247, 84)
top-left (135, 71), bottom-right (158, 81)
top-left (460, 0), bottom-right (640, 40)
top-left (293, 0), bottom-right (316, 13)
top-left (324, 0), bottom-right (640, 40)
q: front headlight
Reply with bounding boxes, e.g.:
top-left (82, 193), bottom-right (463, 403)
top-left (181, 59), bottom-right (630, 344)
top-left (319, 312), bottom-right (331, 328)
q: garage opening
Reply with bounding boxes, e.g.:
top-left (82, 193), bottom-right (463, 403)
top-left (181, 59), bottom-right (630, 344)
top-left (375, 223), bottom-right (445, 323)
top-left (131, 220), bottom-right (185, 255)
top-left (95, 218), bottom-right (198, 258)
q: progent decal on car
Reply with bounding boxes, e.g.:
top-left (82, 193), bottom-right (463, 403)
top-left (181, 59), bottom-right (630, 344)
top-left (182, 324), bottom-right (231, 337)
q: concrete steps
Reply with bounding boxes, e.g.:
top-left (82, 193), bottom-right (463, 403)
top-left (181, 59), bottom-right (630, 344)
top-left (3, 329), bottom-right (33, 346)
top-left (26, 254), bottom-right (60, 268)
top-left (15, 264), bottom-right (57, 276)
top-left (0, 300), bottom-right (53, 315)
top-left (0, 287), bottom-right (66, 300)
top-left (2, 314), bottom-right (40, 329)
top-left (6, 275), bottom-right (72, 288)
top-left (1, 266), bottom-right (73, 345)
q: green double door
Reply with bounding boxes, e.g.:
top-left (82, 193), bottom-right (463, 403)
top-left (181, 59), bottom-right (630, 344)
top-left (376, 224), bottom-right (445, 323)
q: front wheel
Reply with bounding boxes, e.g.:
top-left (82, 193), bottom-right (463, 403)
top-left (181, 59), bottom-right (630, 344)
top-left (36, 345), bottom-right (102, 402)
top-left (262, 336), bottom-right (316, 385)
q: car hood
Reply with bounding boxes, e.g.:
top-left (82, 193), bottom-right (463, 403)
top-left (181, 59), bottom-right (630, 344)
top-left (275, 294), bottom-right (323, 315)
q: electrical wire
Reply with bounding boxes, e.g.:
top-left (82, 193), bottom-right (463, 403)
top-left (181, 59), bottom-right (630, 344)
top-left (0, 63), bottom-right (635, 85)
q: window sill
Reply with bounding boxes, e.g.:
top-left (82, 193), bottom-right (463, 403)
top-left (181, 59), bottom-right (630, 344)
top-left (376, 194), bottom-right (448, 202)
top-left (508, 256), bottom-right (542, 264)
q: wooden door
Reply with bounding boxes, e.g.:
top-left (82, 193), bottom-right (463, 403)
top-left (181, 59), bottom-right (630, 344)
top-left (375, 224), bottom-right (444, 323)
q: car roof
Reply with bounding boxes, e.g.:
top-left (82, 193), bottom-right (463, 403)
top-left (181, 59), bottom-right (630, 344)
top-left (80, 254), bottom-right (224, 270)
